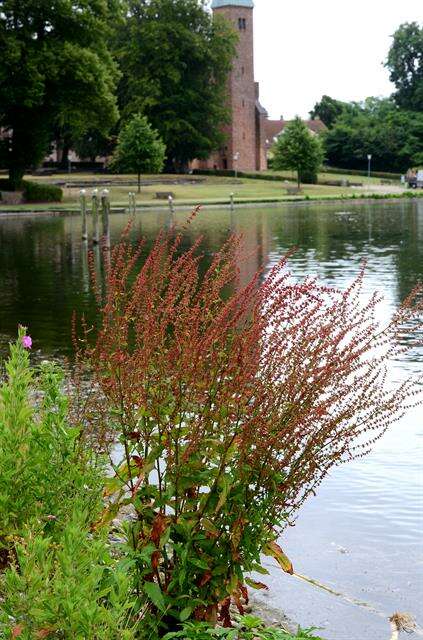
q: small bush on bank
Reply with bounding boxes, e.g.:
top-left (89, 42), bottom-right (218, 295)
top-left (0, 509), bottom-right (138, 639)
top-left (164, 616), bottom-right (323, 639)
top-left (22, 180), bottom-right (63, 202)
top-left (0, 330), bottom-right (138, 638)
top-left (0, 328), bottom-right (103, 545)
top-left (0, 179), bottom-right (62, 202)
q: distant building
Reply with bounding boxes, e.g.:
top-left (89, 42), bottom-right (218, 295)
top-left (193, 0), bottom-right (268, 173)
top-left (265, 117), bottom-right (327, 155)
top-left (193, 2), bottom-right (327, 174)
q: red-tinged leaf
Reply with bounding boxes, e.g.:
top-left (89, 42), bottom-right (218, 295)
top-left (198, 570), bottom-right (212, 587)
top-left (219, 596), bottom-right (231, 628)
top-left (36, 629), bottom-right (53, 639)
top-left (128, 431), bottom-right (142, 441)
top-left (245, 577), bottom-right (269, 590)
top-left (151, 549), bottom-right (161, 570)
top-left (232, 590), bottom-right (244, 614)
top-left (12, 626), bottom-right (23, 638)
top-left (239, 582), bottom-right (249, 603)
top-left (150, 513), bottom-right (168, 546)
top-left (262, 540), bottom-right (294, 575)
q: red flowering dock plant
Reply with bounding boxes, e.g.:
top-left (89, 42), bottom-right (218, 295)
top-left (76, 212), bottom-right (422, 635)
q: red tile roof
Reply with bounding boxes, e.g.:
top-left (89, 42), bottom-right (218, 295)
top-left (265, 119), bottom-right (327, 146)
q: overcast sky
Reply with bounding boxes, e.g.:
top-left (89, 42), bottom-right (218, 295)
top-left (249, 0), bottom-right (421, 119)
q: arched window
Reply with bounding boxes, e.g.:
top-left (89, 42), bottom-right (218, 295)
top-left (238, 17), bottom-right (246, 30)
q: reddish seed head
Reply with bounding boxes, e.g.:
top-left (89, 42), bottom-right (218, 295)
top-left (76, 213), bottom-right (422, 522)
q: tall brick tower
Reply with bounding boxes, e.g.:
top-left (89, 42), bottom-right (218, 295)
top-left (210, 0), bottom-right (267, 172)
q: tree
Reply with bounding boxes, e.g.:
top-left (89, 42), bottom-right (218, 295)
top-left (112, 114), bottom-right (166, 192)
top-left (0, 0), bottom-right (120, 189)
top-left (323, 98), bottom-right (423, 172)
top-left (73, 130), bottom-right (117, 164)
top-left (386, 22), bottom-right (423, 112)
top-left (115, 0), bottom-right (237, 171)
top-left (309, 95), bottom-right (347, 128)
top-left (272, 117), bottom-right (324, 187)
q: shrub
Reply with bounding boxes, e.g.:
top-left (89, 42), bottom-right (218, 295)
top-left (0, 332), bottom-right (138, 638)
top-left (77, 216), bottom-right (422, 636)
top-left (22, 180), bottom-right (63, 202)
top-left (163, 616), bottom-right (324, 639)
top-left (0, 328), bottom-right (104, 558)
top-left (0, 509), bottom-right (138, 639)
top-left (0, 179), bottom-right (62, 201)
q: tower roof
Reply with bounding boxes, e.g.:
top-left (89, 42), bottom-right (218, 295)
top-left (211, 0), bottom-right (254, 8)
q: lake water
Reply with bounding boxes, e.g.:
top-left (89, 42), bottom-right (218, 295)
top-left (0, 200), bottom-right (422, 640)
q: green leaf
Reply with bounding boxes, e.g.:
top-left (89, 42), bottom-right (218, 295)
top-left (144, 581), bottom-right (166, 612)
top-left (215, 476), bottom-right (231, 513)
top-left (189, 556), bottom-right (209, 570)
top-left (179, 606), bottom-right (193, 621)
top-left (245, 577), bottom-right (269, 590)
top-left (201, 517), bottom-right (219, 536)
top-left (251, 562), bottom-right (270, 575)
top-left (262, 541), bottom-right (294, 575)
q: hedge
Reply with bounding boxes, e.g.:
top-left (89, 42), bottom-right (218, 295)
top-left (23, 180), bottom-right (63, 202)
top-left (193, 167), bottom-right (403, 182)
top-left (322, 166), bottom-right (402, 180)
top-left (0, 179), bottom-right (63, 202)
top-left (192, 169), bottom-right (293, 182)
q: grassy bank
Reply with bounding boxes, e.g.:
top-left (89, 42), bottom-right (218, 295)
top-left (0, 171), bottom-right (418, 214)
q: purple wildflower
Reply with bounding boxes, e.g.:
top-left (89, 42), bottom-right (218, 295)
top-left (22, 335), bottom-right (32, 350)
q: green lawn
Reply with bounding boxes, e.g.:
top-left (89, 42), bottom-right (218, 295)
top-left (0, 171), bottom-right (406, 211)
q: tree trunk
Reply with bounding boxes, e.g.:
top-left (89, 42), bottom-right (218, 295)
top-left (8, 165), bottom-right (25, 191)
top-left (138, 172), bottom-right (141, 194)
top-left (59, 142), bottom-right (71, 171)
top-left (297, 170), bottom-right (301, 189)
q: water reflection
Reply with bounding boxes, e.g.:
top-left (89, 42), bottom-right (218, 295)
top-left (0, 201), bottom-right (422, 639)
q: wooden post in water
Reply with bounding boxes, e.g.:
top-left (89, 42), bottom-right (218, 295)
top-left (168, 194), bottom-right (175, 215)
top-left (128, 191), bottom-right (136, 216)
top-left (230, 192), bottom-right (234, 212)
top-left (101, 189), bottom-right (110, 250)
top-left (92, 188), bottom-right (100, 244)
top-left (80, 189), bottom-right (88, 240)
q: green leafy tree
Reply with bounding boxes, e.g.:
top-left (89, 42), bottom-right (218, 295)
top-left (112, 114), bottom-right (166, 192)
top-left (73, 130), bottom-right (117, 163)
top-left (324, 98), bottom-right (423, 172)
top-left (0, 0), bottom-right (120, 189)
top-left (272, 117), bottom-right (324, 187)
top-left (309, 95), bottom-right (347, 128)
top-left (386, 22), bottom-right (423, 112)
top-left (115, 0), bottom-right (237, 171)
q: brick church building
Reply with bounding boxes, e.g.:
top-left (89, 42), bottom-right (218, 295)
top-left (193, 0), bottom-right (268, 173)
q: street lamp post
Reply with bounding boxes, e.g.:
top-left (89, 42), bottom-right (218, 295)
top-left (233, 152), bottom-right (240, 179)
top-left (367, 154), bottom-right (372, 179)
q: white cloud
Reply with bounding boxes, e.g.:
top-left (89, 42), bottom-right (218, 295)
top-left (252, 0), bottom-right (422, 119)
